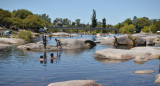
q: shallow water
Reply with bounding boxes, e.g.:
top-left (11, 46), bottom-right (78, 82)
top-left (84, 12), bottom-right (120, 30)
top-left (0, 35), bottom-right (159, 86)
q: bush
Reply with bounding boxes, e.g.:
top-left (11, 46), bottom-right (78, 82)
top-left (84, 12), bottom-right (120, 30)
top-left (17, 30), bottom-right (33, 43)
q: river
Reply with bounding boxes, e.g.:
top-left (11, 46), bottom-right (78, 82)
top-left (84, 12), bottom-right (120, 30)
top-left (0, 35), bottom-right (159, 86)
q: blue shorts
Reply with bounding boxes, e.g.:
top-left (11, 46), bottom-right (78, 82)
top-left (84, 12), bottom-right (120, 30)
top-left (43, 42), bottom-right (47, 45)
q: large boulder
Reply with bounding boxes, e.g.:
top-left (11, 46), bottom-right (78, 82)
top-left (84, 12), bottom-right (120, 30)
top-left (155, 74), bottom-right (160, 84)
top-left (61, 39), bottom-right (96, 49)
top-left (133, 70), bottom-right (154, 74)
top-left (132, 33), bottom-right (158, 45)
top-left (0, 44), bottom-right (12, 50)
top-left (17, 42), bottom-right (61, 51)
top-left (94, 47), bottom-right (160, 60)
top-left (100, 37), bottom-right (115, 45)
top-left (135, 37), bottom-right (146, 46)
top-left (0, 38), bottom-right (25, 45)
top-left (48, 80), bottom-right (101, 86)
top-left (116, 35), bottom-right (133, 45)
top-left (94, 48), bottom-right (135, 60)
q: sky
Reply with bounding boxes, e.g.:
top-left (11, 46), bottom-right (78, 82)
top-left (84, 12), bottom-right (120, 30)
top-left (0, 0), bottom-right (160, 25)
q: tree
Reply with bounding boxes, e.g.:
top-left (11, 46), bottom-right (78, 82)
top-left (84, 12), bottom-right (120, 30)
top-left (62, 18), bottom-right (71, 26)
top-left (35, 14), bottom-right (51, 23)
top-left (102, 18), bottom-right (106, 28)
top-left (142, 20), bottom-right (160, 33)
top-left (134, 17), bottom-right (151, 31)
top-left (12, 18), bottom-right (23, 28)
top-left (72, 22), bottom-right (75, 26)
top-left (0, 9), bottom-right (11, 26)
top-left (2, 17), bottom-right (13, 28)
top-left (12, 9), bottom-right (33, 19)
top-left (75, 19), bottom-right (80, 27)
top-left (96, 21), bottom-right (102, 28)
top-left (132, 16), bottom-right (137, 23)
top-left (23, 15), bottom-right (45, 30)
top-left (91, 9), bottom-right (97, 28)
top-left (119, 24), bottom-right (136, 34)
top-left (123, 18), bottom-right (132, 25)
top-left (53, 18), bottom-right (63, 26)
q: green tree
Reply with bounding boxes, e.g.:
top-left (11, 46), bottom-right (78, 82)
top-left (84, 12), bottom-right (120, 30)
top-left (141, 26), bottom-right (151, 33)
top-left (123, 18), bottom-right (132, 25)
top-left (12, 18), bottom-right (23, 28)
top-left (35, 14), bottom-right (52, 27)
top-left (91, 9), bottom-right (97, 28)
top-left (72, 22), bottom-right (76, 26)
top-left (134, 17), bottom-right (151, 31)
top-left (23, 15), bottom-right (45, 30)
top-left (0, 9), bottom-right (11, 26)
top-left (102, 18), bottom-right (106, 28)
top-left (2, 17), bottom-right (13, 28)
top-left (62, 18), bottom-right (71, 26)
top-left (119, 24), bottom-right (136, 34)
top-left (75, 19), bottom-right (80, 27)
top-left (12, 9), bottom-right (33, 19)
top-left (132, 16), bottom-right (137, 23)
top-left (96, 21), bottom-right (102, 28)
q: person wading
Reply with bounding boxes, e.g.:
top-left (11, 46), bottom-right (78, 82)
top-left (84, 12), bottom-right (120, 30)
top-left (42, 35), bottom-right (47, 49)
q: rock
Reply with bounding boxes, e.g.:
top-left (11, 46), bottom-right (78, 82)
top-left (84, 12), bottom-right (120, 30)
top-left (0, 44), bottom-right (12, 50)
top-left (135, 37), bottom-right (146, 46)
top-left (95, 34), bottom-right (101, 37)
top-left (155, 74), bottom-right (160, 84)
top-left (17, 42), bottom-right (62, 51)
top-left (100, 37), bottom-right (115, 45)
top-left (132, 33), bottom-right (158, 45)
top-left (94, 41), bottom-right (101, 43)
top-left (51, 32), bottom-right (79, 37)
top-left (52, 32), bottom-right (70, 36)
top-left (61, 39), bottom-right (96, 49)
top-left (117, 35), bottom-right (133, 45)
top-left (134, 56), bottom-right (148, 63)
top-left (145, 37), bottom-right (155, 45)
top-left (134, 70), bottom-right (154, 74)
top-left (94, 48), bottom-right (135, 60)
top-left (48, 80), bottom-right (101, 86)
top-left (94, 47), bottom-right (160, 60)
top-left (131, 47), bottom-right (160, 60)
top-left (0, 38), bottom-right (25, 45)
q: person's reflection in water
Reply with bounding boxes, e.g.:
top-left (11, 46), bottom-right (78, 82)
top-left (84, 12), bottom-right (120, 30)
top-left (50, 53), bottom-right (55, 63)
top-left (56, 51), bottom-right (62, 64)
top-left (43, 51), bottom-right (47, 66)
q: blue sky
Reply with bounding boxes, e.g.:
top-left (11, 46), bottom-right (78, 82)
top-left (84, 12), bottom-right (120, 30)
top-left (0, 0), bottom-right (160, 25)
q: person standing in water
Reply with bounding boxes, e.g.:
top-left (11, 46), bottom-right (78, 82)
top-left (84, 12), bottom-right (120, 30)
top-left (42, 35), bottom-right (47, 49)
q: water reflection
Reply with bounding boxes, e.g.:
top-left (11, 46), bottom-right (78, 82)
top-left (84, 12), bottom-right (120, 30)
top-left (63, 49), bottom-right (87, 56)
top-left (94, 57), bottom-right (129, 64)
top-left (159, 64), bottom-right (160, 73)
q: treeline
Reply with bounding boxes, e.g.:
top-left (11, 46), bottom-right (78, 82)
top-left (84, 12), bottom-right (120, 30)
top-left (0, 9), bottom-right (52, 31)
top-left (0, 8), bottom-right (160, 33)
